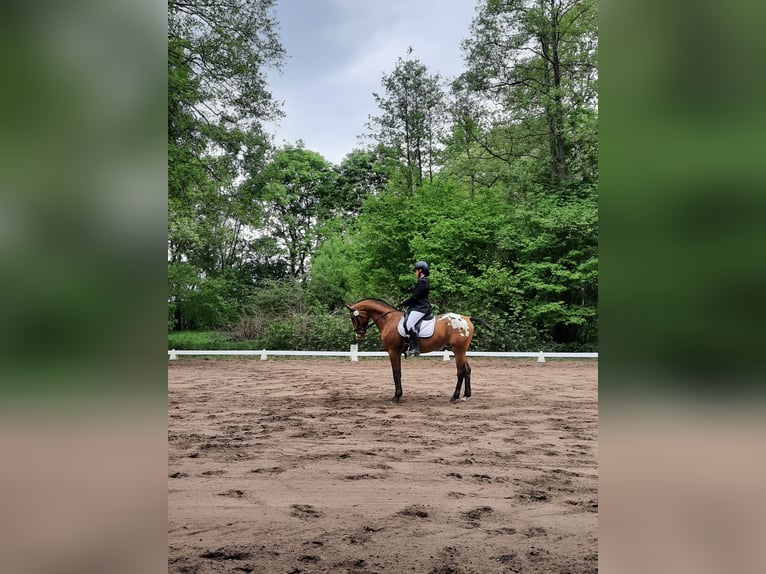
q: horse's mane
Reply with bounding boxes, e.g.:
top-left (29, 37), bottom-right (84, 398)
top-left (352, 298), bottom-right (397, 311)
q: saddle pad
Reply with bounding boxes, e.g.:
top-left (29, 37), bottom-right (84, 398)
top-left (397, 316), bottom-right (435, 338)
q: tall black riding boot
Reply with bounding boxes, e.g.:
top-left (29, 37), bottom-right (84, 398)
top-left (407, 330), bottom-right (420, 357)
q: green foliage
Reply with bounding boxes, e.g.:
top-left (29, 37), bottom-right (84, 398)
top-left (243, 278), bottom-right (320, 317)
top-left (255, 143), bottom-right (338, 278)
top-left (461, 0), bottom-right (598, 187)
top-left (367, 51), bottom-right (446, 194)
top-left (306, 229), bottom-right (363, 310)
top-left (253, 315), bottom-right (379, 352)
top-left (305, 179), bottom-right (597, 351)
top-left (168, 266), bottom-right (240, 330)
top-left (168, 0), bottom-right (285, 331)
top-left (167, 1), bottom-right (598, 352)
top-left (334, 148), bottom-right (390, 213)
top-left (168, 331), bottom-right (233, 350)
top-left (226, 279), bottom-right (382, 351)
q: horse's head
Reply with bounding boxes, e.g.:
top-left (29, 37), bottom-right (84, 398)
top-left (345, 304), bottom-right (371, 339)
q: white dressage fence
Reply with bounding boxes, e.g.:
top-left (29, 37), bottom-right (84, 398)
top-left (168, 346), bottom-right (597, 363)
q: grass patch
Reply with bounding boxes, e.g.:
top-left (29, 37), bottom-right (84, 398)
top-left (168, 331), bottom-right (240, 350)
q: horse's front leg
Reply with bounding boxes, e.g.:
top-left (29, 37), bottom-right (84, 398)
top-left (388, 351), bottom-right (403, 402)
top-left (451, 376), bottom-right (464, 402)
top-left (451, 354), bottom-right (470, 402)
top-left (463, 361), bottom-right (472, 399)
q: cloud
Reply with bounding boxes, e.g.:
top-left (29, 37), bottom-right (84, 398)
top-left (267, 0), bottom-right (478, 164)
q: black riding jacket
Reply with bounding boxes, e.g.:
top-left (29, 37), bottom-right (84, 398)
top-left (399, 276), bottom-right (430, 313)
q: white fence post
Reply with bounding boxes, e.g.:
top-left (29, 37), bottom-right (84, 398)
top-left (350, 344), bottom-right (359, 362)
top-left (537, 351), bottom-right (546, 363)
top-left (169, 349), bottom-right (177, 360)
top-left (260, 349), bottom-right (268, 361)
top-left (443, 349), bottom-right (450, 361)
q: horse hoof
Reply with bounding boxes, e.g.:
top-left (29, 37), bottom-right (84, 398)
top-left (392, 396), bottom-right (402, 403)
top-left (461, 396), bottom-right (470, 402)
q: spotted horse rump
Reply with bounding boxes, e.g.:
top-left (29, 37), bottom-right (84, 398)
top-left (439, 313), bottom-right (471, 337)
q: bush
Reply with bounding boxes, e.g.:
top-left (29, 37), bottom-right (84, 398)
top-left (168, 331), bottom-right (230, 350)
top-left (168, 271), bottom-right (241, 331)
top-left (468, 313), bottom-right (543, 352)
top-left (230, 313), bottom-right (381, 351)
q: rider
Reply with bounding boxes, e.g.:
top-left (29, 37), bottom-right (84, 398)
top-left (397, 261), bottom-right (431, 357)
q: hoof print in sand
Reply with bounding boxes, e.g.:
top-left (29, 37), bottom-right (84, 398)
top-left (516, 489), bottom-right (550, 502)
top-left (291, 504), bottom-right (322, 519)
top-left (217, 489), bottom-right (245, 498)
top-left (464, 505), bottom-right (493, 520)
top-left (398, 504), bottom-right (430, 518)
top-left (199, 548), bottom-right (251, 561)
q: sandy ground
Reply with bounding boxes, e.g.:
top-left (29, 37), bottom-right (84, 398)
top-left (168, 358), bottom-right (598, 574)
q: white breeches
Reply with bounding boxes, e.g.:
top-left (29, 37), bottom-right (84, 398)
top-left (405, 310), bottom-right (426, 332)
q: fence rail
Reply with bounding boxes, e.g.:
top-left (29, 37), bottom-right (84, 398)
top-left (168, 347), bottom-right (597, 362)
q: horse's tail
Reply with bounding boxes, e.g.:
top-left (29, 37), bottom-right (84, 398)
top-left (468, 316), bottom-right (493, 332)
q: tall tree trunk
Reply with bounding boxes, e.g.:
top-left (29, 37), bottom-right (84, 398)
top-left (403, 108), bottom-right (414, 195)
top-left (541, 0), bottom-right (566, 185)
top-left (427, 113), bottom-right (434, 185)
top-left (550, 0), bottom-right (566, 183)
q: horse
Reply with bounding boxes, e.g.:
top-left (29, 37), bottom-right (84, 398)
top-left (345, 298), bottom-right (476, 403)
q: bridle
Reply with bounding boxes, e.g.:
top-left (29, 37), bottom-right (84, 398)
top-left (350, 310), bottom-right (369, 336)
top-left (349, 308), bottom-right (395, 336)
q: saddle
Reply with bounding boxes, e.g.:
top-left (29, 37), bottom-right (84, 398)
top-left (397, 309), bottom-right (435, 338)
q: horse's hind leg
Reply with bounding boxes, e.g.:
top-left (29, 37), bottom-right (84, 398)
top-left (451, 353), bottom-right (472, 402)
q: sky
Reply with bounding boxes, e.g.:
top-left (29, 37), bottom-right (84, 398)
top-left (267, 0), bottom-right (479, 165)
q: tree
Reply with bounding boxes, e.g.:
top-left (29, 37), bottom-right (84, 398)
top-left (168, 0), bottom-right (285, 329)
top-left (495, 194), bottom-right (598, 348)
top-left (257, 144), bottom-right (338, 279)
top-left (334, 148), bottom-right (390, 216)
top-left (367, 50), bottom-right (447, 195)
top-left (461, 0), bottom-right (597, 187)
top-left (442, 77), bottom-right (485, 198)
top-left (168, 0), bottom-right (284, 136)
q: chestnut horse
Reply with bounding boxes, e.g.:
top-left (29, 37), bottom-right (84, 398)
top-left (345, 299), bottom-right (475, 402)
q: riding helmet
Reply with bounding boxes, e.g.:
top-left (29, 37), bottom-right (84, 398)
top-left (413, 261), bottom-right (430, 276)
